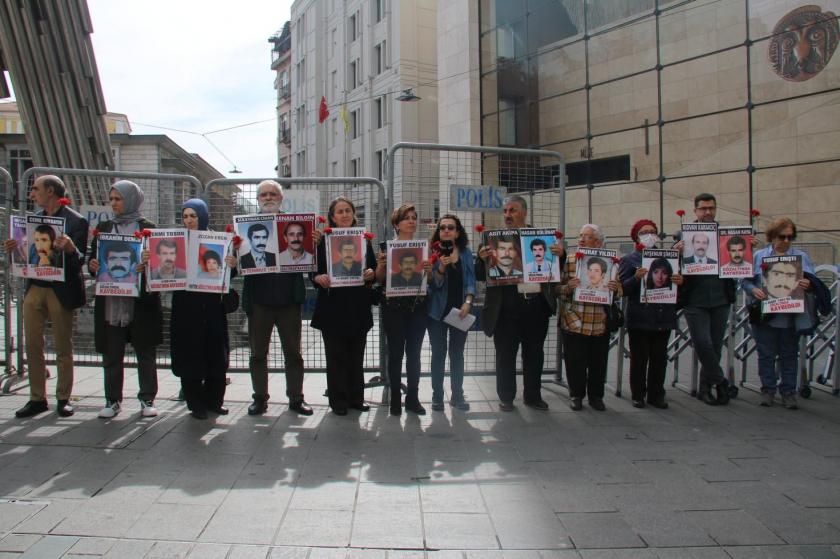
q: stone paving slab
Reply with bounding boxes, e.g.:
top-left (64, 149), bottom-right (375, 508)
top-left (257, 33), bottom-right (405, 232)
top-left (0, 367), bottom-right (837, 557)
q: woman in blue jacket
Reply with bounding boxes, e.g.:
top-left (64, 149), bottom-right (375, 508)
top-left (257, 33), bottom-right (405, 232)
top-left (427, 214), bottom-right (476, 411)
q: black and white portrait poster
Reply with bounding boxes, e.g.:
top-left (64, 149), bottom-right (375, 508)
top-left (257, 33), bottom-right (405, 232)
top-left (681, 223), bottom-right (719, 275)
top-left (519, 228), bottom-right (562, 283)
top-left (95, 233), bottom-right (141, 297)
top-left (386, 239), bottom-right (428, 297)
top-left (147, 229), bottom-right (188, 292)
top-left (483, 229), bottom-right (523, 287)
top-left (234, 213), bottom-right (279, 276)
top-left (640, 249), bottom-right (679, 304)
top-left (187, 230), bottom-right (232, 294)
top-left (9, 215), bottom-right (28, 278)
top-left (574, 247), bottom-right (616, 305)
top-left (761, 254), bottom-right (804, 314)
top-left (276, 213), bottom-right (317, 273)
top-left (26, 215), bottom-right (64, 282)
top-left (718, 226), bottom-right (753, 279)
top-left (326, 227), bottom-right (366, 287)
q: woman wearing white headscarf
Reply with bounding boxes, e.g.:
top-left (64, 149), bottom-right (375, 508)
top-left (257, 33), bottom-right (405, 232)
top-left (88, 180), bottom-right (163, 419)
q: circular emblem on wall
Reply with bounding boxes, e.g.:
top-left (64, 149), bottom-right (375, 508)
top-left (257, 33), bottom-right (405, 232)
top-left (768, 4), bottom-right (839, 82)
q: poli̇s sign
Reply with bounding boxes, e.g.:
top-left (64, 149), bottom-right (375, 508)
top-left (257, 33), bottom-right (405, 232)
top-left (280, 191), bottom-right (320, 215)
top-left (80, 205), bottom-right (115, 240)
top-left (450, 185), bottom-right (506, 212)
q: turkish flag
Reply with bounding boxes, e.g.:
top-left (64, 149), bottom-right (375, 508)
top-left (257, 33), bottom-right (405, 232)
top-left (318, 96), bottom-right (329, 124)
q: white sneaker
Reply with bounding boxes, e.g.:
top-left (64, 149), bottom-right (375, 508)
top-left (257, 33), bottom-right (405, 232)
top-left (98, 401), bottom-right (121, 418)
top-left (140, 400), bottom-right (158, 417)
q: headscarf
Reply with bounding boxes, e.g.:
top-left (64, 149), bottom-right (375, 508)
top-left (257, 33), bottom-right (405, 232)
top-left (110, 180), bottom-right (145, 226)
top-left (182, 198), bottom-right (209, 230)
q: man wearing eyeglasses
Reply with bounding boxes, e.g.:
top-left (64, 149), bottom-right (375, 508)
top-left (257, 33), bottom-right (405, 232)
top-left (674, 193), bottom-right (738, 406)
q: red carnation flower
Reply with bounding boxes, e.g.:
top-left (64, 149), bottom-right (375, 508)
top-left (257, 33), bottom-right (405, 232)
top-left (323, 227), bottom-right (333, 235)
top-left (635, 242), bottom-right (645, 252)
top-left (91, 228), bottom-right (100, 238)
top-left (750, 208), bottom-right (761, 217)
top-left (225, 224), bottom-right (234, 233)
top-left (317, 216), bottom-right (327, 224)
top-left (676, 209), bottom-right (686, 217)
top-left (364, 232), bottom-right (375, 240)
top-left (431, 240), bottom-right (442, 252)
top-left (554, 230), bottom-right (564, 240)
top-left (575, 251), bottom-right (584, 260)
top-left (58, 197), bottom-right (71, 206)
top-left (141, 229), bottom-right (152, 238)
top-left (133, 231), bottom-right (143, 239)
top-left (612, 256), bottom-right (621, 264)
top-left (428, 253), bottom-right (439, 265)
top-left (760, 262), bottom-right (769, 271)
top-left (474, 224), bottom-right (485, 233)
top-left (232, 235), bottom-right (243, 247)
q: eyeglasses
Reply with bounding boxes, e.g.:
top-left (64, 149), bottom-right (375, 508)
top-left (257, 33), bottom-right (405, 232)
top-left (695, 205), bottom-right (716, 213)
top-left (439, 224), bottom-right (456, 231)
top-left (776, 234), bottom-right (795, 241)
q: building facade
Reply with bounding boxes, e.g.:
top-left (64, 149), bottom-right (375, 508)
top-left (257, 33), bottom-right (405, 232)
top-left (270, 22), bottom-right (293, 178)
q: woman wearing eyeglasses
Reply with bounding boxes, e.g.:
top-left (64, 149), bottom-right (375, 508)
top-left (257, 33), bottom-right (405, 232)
top-left (742, 217), bottom-right (813, 409)
top-left (426, 214), bottom-right (475, 411)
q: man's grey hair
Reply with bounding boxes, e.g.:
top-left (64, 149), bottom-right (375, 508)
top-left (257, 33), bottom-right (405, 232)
top-left (580, 223), bottom-right (605, 243)
top-left (504, 195), bottom-right (528, 213)
top-left (256, 180), bottom-right (283, 196)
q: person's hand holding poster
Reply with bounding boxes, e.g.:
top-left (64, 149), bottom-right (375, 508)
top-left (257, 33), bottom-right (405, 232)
top-left (26, 215), bottom-right (64, 282)
top-left (95, 233), bottom-right (141, 296)
top-left (276, 213), bottom-right (317, 273)
top-left (187, 230), bottom-right (232, 293)
top-left (483, 229), bottom-right (523, 286)
top-left (326, 227), bottom-right (366, 287)
top-left (761, 254), bottom-right (804, 314)
top-left (641, 249), bottom-right (679, 304)
top-left (147, 229), bottom-right (188, 291)
top-left (519, 228), bottom-right (562, 283)
top-left (574, 247), bottom-right (617, 304)
top-left (718, 226), bottom-right (753, 279)
top-left (386, 240), bottom-right (428, 297)
top-left (234, 214), bottom-right (279, 275)
top-left (9, 215), bottom-right (28, 278)
top-left (681, 223), bottom-right (719, 275)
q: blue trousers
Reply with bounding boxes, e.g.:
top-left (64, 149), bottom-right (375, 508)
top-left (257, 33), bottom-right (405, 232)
top-left (752, 323), bottom-right (800, 395)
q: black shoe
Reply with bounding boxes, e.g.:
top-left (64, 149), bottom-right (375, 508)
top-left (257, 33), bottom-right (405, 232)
top-left (589, 399), bottom-right (606, 411)
top-left (647, 399), bottom-right (669, 409)
top-left (15, 400), bottom-right (48, 418)
top-left (289, 401), bottom-right (313, 416)
top-left (499, 401), bottom-right (515, 412)
top-left (715, 382), bottom-right (730, 406)
top-left (570, 398), bottom-right (583, 411)
top-left (632, 399), bottom-right (646, 409)
top-left (332, 406), bottom-right (348, 416)
top-left (207, 406), bottom-right (229, 415)
top-left (56, 400), bottom-right (74, 417)
top-left (191, 409), bottom-right (208, 419)
top-left (248, 397), bottom-right (268, 416)
top-left (405, 401), bottom-right (426, 415)
top-left (697, 389), bottom-right (718, 406)
top-left (524, 399), bottom-right (549, 411)
top-left (390, 403), bottom-right (402, 416)
top-left (349, 403), bottom-right (370, 412)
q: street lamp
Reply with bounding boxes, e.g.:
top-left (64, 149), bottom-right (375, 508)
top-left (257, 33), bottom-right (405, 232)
top-left (396, 88), bottom-right (421, 102)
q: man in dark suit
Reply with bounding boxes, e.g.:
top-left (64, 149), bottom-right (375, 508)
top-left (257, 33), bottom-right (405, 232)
top-left (682, 232), bottom-right (717, 265)
top-left (4, 175), bottom-right (88, 418)
top-left (475, 195), bottom-right (564, 412)
top-left (239, 222), bottom-right (276, 269)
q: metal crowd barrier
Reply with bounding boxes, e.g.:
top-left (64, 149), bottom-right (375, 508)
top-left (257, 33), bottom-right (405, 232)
top-left (0, 167), bottom-right (14, 382)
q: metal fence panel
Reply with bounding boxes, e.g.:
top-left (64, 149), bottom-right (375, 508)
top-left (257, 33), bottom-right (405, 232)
top-left (1, 167), bottom-right (13, 378)
top-left (15, 167), bottom-right (202, 373)
top-left (203, 177), bottom-right (388, 373)
top-left (386, 142), bottom-right (566, 377)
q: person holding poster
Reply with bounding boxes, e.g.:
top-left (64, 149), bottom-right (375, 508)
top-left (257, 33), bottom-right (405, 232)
top-left (374, 204), bottom-right (431, 416)
top-left (311, 196), bottom-right (377, 415)
top-left (476, 195), bottom-right (562, 412)
top-left (619, 220), bottom-right (683, 409)
top-left (558, 224), bottom-right (621, 411)
top-left (170, 199), bottom-right (237, 419)
top-left (88, 180), bottom-right (162, 419)
top-left (4, 175), bottom-right (87, 418)
top-left (742, 217), bottom-right (813, 409)
top-left (238, 180), bottom-right (314, 416)
top-left (674, 193), bottom-right (737, 406)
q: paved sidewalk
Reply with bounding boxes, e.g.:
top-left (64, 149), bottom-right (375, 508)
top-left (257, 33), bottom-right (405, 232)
top-left (0, 366), bottom-right (838, 558)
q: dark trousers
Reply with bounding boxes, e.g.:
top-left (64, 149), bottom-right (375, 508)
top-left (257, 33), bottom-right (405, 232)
top-left (562, 330), bottom-right (610, 401)
top-left (383, 302), bottom-right (427, 404)
top-left (428, 318), bottom-right (468, 402)
top-left (248, 303), bottom-right (304, 403)
top-left (102, 324), bottom-right (157, 403)
top-left (628, 329), bottom-right (671, 402)
top-left (683, 304), bottom-right (730, 389)
top-left (752, 324), bottom-right (800, 395)
top-left (493, 299), bottom-right (550, 403)
top-left (322, 331), bottom-right (367, 409)
top-left (181, 374), bottom-right (226, 412)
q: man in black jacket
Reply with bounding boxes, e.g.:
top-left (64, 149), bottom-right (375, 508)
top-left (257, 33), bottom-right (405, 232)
top-left (5, 176), bottom-right (87, 418)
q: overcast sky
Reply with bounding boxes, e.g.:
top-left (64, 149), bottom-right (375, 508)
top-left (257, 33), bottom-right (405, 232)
top-left (88, 0), bottom-right (293, 178)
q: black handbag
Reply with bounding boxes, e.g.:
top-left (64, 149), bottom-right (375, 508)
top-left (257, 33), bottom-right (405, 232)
top-left (604, 302), bottom-right (624, 333)
top-left (222, 289), bottom-right (240, 314)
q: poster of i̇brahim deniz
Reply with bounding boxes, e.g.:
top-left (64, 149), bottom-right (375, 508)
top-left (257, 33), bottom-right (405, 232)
top-left (26, 214), bottom-right (64, 282)
top-left (95, 232), bottom-right (142, 297)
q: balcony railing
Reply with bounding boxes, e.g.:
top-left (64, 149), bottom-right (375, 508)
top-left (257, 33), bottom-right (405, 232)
top-left (278, 84), bottom-right (290, 100)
